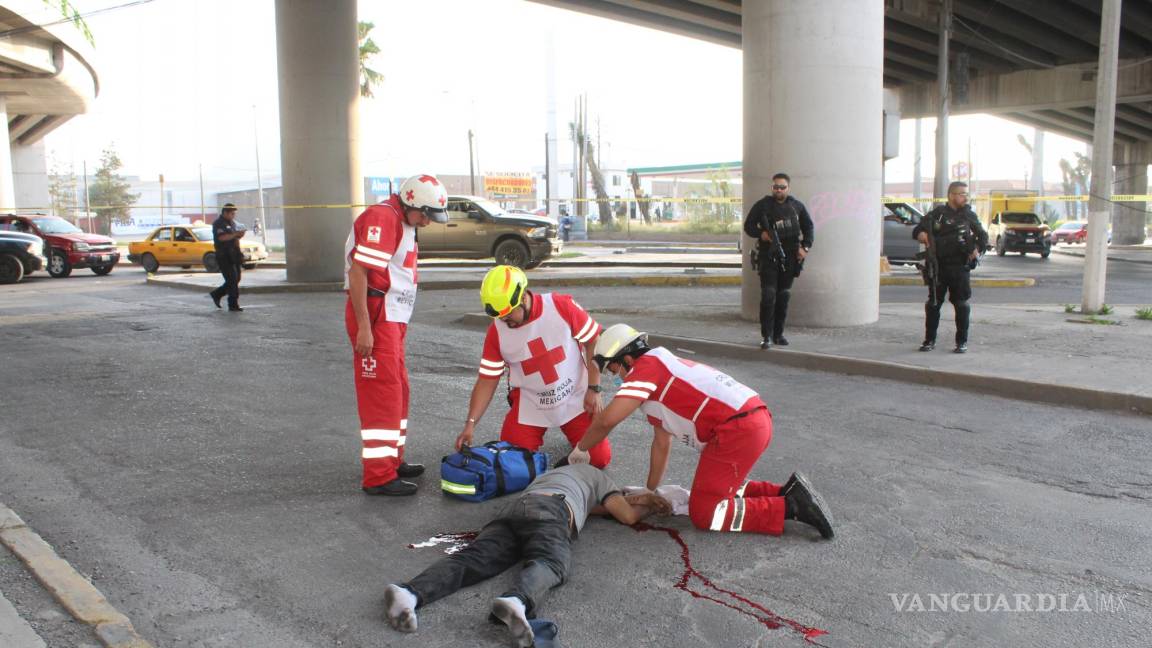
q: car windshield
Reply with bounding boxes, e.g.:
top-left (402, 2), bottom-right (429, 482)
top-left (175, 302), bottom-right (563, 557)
top-left (470, 198), bottom-right (510, 218)
top-left (1002, 212), bottom-right (1042, 225)
top-left (30, 217), bottom-right (84, 234)
top-left (1057, 222), bottom-right (1082, 230)
top-left (193, 227), bottom-right (214, 241)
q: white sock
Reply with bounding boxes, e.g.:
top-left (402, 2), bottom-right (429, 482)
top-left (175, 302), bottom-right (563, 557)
top-left (384, 584), bottom-right (418, 633)
top-left (491, 596), bottom-right (533, 648)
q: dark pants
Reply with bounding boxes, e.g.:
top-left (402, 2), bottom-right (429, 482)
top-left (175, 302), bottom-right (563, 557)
top-left (757, 250), bottom-right (798, 340)
top-left (210, 259), bottom-right (242, 308)
top-left (404, 494), bottom-right (572, 618)
top-left (924, 263), bottom-right (972, 345)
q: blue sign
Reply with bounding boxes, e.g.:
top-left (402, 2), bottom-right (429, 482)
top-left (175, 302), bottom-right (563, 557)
top-left (367, 176), bottom-right (405, 195)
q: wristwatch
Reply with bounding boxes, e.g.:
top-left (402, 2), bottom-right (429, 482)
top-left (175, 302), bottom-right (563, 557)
top-left (588, 385), bottom-right (603, 393)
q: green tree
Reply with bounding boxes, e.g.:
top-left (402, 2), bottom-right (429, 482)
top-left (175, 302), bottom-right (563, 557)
top-left (359, 21), bottom-right (384, 98)
top-left (47, 159), bottom-right (78, 219)
top-left (88, 146), bottom-right (139, 235)
top-left (1058, 152), bottom-right (1091, 220)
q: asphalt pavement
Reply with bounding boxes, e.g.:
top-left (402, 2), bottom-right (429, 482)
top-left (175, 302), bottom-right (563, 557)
top-left (1, 244), bottom-right (1150, 647)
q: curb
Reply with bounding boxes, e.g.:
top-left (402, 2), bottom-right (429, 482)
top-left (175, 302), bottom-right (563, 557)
top-left (456, 314), bottom-right (1151, 416)
top-left (1052, 248), bottom-right (1152, 266)
top-left (144, 272), bottom-right (1036, 294)
top-left (0, 506), bottom-right (153, 648)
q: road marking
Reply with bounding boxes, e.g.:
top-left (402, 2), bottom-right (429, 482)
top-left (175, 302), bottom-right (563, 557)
top-left (0, 505), bottom-right (153, 648)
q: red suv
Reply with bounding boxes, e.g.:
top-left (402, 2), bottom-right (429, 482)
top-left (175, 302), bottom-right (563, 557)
top-left (0, 214), bottom-right (119, 277)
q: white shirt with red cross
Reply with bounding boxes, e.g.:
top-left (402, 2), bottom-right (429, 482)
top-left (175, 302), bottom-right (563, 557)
top-left (343, 195), bottom-right (419, 323)
top-left (478, 293), bottom-right (600, 427)
top-left (613, 347), bottom-right (766, 450)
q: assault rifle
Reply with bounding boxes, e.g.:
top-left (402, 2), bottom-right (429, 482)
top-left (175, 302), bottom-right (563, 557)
top-left (916, 215), bottom-right (939, 305)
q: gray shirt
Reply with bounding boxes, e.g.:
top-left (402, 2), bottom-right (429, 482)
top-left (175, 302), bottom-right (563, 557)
top-left (517, 464), bottom-right (620, 534)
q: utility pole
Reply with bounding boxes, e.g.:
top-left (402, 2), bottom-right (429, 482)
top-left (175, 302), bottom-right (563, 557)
top-left (934, 0), bottom-right (952, 202)
top-left (543, 132), bottom-right (550, 213)
top-left (159, 174), bottom-right (165, 225)
top-left (468, 129), bottom-right (476, 195)
top-left (1082, 0), bottom-right (1122, 313)
top-left (913, 118), bottom-right (922, 206)
top-left (82, 160), bottom-right (91, 233)
top-left (254, 106), bottom-right (268, 244)
top-left (198, 164), bottom-right (205, 224)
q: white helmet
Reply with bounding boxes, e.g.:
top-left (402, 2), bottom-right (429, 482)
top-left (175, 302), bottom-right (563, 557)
top-left (593, 323), bottom-right (649, 371)
top-left (398, 174), bottom-right (449, 223)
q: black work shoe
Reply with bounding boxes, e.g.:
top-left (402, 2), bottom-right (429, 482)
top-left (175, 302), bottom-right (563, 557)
top-left (773, 336), bottom-right (789, 346)
top-left (363, 479), bottom-right (418, 496)
top-left (760, 339), bottom-right (771, 350)
top-left (210, 293), bottom-right (222, 309)
top-left (784, 472), bottom-right (835, 539)
top-left (228, 306), bottom-right (244, 312)
top-left (397, 462), bottom-right (425, 478)
top-left (953, 343), bottom-right (968, 354)
top-left (779, 472), bottom-right (800, 497)
top-left (918, 340), bottom-right (935, 352)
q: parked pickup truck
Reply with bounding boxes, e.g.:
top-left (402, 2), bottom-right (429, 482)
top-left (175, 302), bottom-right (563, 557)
top-left (418, 196), bottom-right (561, 269)
top-left (987, 211), bottom-right (1051, 258)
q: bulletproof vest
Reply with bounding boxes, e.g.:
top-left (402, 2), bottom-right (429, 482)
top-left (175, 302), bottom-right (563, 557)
top-left (764, 201), bottom-right (801, 242)
top-left (932, 210), bottom-right (974, 260)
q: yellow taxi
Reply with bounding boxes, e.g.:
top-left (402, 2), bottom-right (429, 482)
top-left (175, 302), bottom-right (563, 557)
top-left (127, 224), bottom-right (268, 273)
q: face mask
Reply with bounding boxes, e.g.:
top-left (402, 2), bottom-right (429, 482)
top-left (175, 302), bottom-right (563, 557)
top-left (612, 374), bottom-right (623, 388)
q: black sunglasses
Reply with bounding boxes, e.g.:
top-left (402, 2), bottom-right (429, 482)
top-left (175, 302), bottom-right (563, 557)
top-left (772, 185), bottom-right (788, 190)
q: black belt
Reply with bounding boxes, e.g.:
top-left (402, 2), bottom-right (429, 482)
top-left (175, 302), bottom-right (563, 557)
top-left (726, 406), bottom-right (766, 423)
top-left (367, 287), bottom-right (387, 298)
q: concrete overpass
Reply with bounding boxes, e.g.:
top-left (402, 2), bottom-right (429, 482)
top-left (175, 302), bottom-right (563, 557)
top-left (0, 0), bottom-right (99, 211)
top-left (274, 1), bottom-right (1146, 327)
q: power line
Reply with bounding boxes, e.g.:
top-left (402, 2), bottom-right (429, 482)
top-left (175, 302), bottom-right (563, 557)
top-left (0, 0), bottom-right (157, 39)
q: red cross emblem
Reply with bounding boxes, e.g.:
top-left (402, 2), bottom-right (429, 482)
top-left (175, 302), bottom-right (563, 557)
top-left (439, 195), bottom-right (446, 206)
top-left (418, 175), bottom-right (440, 186)
top-left (521, 337), bottom-right (566, 385)
top-left (404, 250), bottom-right (417, 269)
top-left (405, 189), bottom-right (415, 202)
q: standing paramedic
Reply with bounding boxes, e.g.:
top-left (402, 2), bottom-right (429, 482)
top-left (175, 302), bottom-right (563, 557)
top-left (742, 173), bottom-right (814, 349)
top-left (568, 324), bottom-right (835, 539)
top-left (345, 174), bottom-right (448, 497)
top-left (454, 265), bottom-right (612, 467)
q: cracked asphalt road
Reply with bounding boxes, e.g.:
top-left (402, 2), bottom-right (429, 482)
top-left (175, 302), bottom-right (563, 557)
top-left (1, 276), bottom-right (1149, 647)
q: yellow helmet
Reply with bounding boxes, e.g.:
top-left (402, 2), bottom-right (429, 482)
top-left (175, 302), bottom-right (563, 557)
top-left (480, 265), bottom-right (528, 317)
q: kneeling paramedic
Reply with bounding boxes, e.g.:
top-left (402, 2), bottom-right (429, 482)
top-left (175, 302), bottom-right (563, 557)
top-left (568, 324), bottom-right (834, 539)
top-left (455, 265), bottom-right (612, 467)
top-left (382, 464), bottom-right (669, 647)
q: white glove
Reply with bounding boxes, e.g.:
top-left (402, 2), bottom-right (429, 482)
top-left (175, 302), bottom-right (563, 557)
top-left (567, 447), bottom-right (591, 465)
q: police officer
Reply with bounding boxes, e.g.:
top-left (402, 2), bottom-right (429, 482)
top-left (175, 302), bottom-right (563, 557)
top-left (912, 181), bottom-right (988, 354)
top-left (210, 203), bottom-right (245, 311)
top-left (742, 173), bottom-right (814, 349)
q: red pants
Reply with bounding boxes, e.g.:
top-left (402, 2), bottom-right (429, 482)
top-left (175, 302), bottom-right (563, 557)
top-left (687, 409), bottom-right (787, 535)
top-left (501, 388), bottom-right (612, 468)
top-left (346, 299), bottom-right (409, 487)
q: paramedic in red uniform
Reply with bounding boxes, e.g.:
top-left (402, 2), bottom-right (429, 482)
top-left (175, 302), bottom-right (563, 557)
top-left (568, 324), bottom-right (835, 538)
top-left (454, 265), bottom-right (612, 467)
top-left (345, 174), bottom-right (448, 496)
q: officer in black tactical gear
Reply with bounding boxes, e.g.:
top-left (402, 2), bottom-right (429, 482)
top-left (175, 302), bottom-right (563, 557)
top-left (742, 173), bottom-right (814, 349)
top-left (912, 181), bottom-right (988, 354)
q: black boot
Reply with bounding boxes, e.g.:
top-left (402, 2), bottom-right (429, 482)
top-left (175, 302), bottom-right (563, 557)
top-left (363, 479), bottom-right (418, 496)
top-left (397, 462), bottom-right (425, 478)
top-left (783, 472), bottom-right (834, 539)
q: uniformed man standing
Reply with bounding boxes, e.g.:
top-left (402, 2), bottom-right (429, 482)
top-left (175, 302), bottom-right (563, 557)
top-left (912, 181), bottom-right (988, 354)
top-left (345, 174), bottom-right (448, 496)
top-left (210, 203), bottom-right (245, 311)
top-left (742, 173), bottom-right (814, 349)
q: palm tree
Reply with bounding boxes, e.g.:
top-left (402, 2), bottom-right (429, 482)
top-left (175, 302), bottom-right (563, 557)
top-left (358, 21), bottom-right (384, 98)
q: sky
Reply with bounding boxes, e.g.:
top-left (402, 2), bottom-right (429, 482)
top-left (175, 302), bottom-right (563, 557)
top-left (43, 0), bottom-right (1091, 190)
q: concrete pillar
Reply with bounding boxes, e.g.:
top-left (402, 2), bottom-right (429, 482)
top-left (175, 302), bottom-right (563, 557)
top-left (1112, 143), bottom-right (1149, 245)
top-left (0, 97), bottom-right (15, 211)
top-left (741, 0), bottom-right (884, 327)
top-left (275, 0), bottom-right (362, 283)
top-left (12, 141), bottom-right (50, 211)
